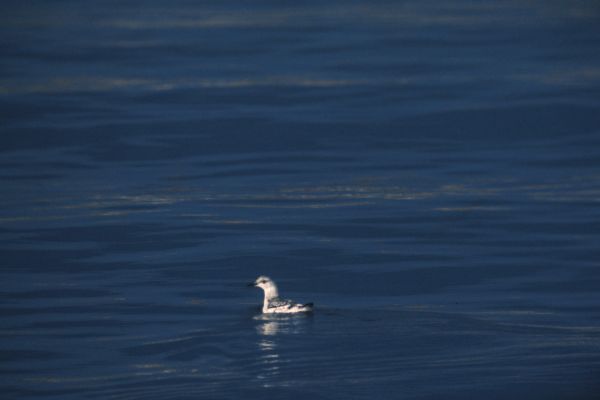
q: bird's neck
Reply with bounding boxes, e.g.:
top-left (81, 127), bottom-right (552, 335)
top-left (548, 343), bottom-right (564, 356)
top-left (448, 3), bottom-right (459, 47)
top-left (262, 284), bottom-right (279, 301)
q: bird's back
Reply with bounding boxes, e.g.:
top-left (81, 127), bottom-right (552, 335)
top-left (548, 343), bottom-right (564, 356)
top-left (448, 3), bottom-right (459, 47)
top-left (263, 297), bottom-right (313, 314)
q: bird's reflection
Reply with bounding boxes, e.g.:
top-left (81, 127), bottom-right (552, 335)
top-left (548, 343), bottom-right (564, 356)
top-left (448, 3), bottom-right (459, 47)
top-left (258, 320), bottom-right (280, 336)
top-left (253, 313), bottom-right (312, 387)
top-left (254, 313), bottom-right (312, 337)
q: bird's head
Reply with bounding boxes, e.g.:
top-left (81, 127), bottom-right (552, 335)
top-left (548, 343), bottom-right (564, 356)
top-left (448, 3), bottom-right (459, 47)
top-left (249, 275), bottom-right (272, 289)
top-left (248, 276), bottom-right (279, 299)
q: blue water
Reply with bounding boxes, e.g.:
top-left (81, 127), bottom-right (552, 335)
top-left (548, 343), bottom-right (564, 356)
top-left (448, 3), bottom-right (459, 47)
top-left (2, 1), bottom-right (600, 399)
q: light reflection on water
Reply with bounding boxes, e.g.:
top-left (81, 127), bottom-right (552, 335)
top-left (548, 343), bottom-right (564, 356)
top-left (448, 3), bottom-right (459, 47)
top-left (254, 313), bottom-right (314, 388)
top-left (254, 313), bottom-right (312, 337)
top-left (3, 175), bottom-right (600, 224)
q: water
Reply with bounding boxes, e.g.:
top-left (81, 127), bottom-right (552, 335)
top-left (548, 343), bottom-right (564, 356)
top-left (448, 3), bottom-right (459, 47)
top-left (2, 1), bottom-right (600, 398)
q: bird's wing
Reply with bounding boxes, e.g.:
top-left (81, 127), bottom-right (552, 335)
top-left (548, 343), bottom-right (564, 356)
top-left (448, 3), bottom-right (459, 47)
top-left (268, 297), bottom-right (294, 309)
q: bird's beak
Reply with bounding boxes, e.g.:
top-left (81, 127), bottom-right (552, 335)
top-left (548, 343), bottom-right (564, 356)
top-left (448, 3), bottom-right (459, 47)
top-left (247, 282), bottom-right (256, 287)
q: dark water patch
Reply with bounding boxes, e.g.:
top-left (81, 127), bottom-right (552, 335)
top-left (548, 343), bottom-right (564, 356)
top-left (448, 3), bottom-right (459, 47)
top-left (0, 96), bottom-right (102, 123)
top-left (326, 60), bottom-right (471, 75)
top-left (540, 248), bottom-right (600, 263)
top-left (196, 153), bottom-right (356, 167)
top-left (19, 318), bottom-right (142, 330)
top-left (98, 204), bottom-right (165, 212)
top-left (495, 221), bottom-right (600, 236)
top-left (0, 288), bottom-right (113, 300)
top-left (1, 126), bottom-right (75, 154)
top-left (6, 103), bottom-right (598, 163)
top-left (136, 86), bottom-right (370, 108)
top-left (519, 279), bottom-right (600, 294)
top-left (399, 104), bottom-right (600, 141)
top-left (526, 155), bottom-right (600, 168)
top-left (275, 221), bottom-right (480, 241)
top-left (0, 367), bottom-right (40, 375)
top-left (1, 248), bottom-right (96, 272)
top-left (344, 211), bottom-right (513, 225)
top-left (77, 119), bottom-right (325, 162)
top-left (170, 167), bottom-right (304, 180)
top-left (0, 303), bottom-right (205, 317)
top-left (0, 349), bottom-right (63, 362)
top-left (371, 161), bottom-right (446, 171)
top-left (1, 387), bottom-right (84, 398)
top-left (0, 160), bottom-right (97, 170)
top-left (19, 223), bottom-right (221, 253)
top-left (0, 173), bottom-right (62, 181)
top-left (283, 246), bottom-right (457, 263)
top-left (4, 42), bottom-right (270, 66)
top-left (310, 264), bottom-right (547, 297)
top-left (377, 31), bottom-right (522, 49)
top-left (163, 250), bottom-right (460, 282)
top-left (427, 236), bottom-right (580, 250)
top-left (296, 42), bottom-right (376, 55)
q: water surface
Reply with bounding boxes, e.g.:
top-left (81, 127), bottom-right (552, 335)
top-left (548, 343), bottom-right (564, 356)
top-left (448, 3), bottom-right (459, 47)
top-left (1, 1), bottom-right (600, 398)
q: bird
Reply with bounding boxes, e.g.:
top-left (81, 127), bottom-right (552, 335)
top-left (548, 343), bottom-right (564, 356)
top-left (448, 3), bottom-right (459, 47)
top-left (249, 276), bottom-right (313, 314)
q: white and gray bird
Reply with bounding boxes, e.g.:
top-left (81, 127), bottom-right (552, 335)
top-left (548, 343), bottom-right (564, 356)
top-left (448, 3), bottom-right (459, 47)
top-left (249, 276), bottom-right (313, 314)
